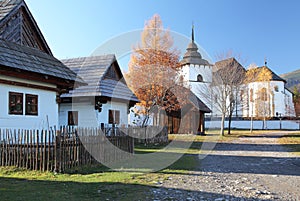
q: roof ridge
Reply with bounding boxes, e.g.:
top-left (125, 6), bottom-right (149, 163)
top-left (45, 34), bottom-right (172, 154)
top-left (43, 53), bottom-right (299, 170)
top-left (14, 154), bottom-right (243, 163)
top-left (60, 54), bottom-right (116, 61)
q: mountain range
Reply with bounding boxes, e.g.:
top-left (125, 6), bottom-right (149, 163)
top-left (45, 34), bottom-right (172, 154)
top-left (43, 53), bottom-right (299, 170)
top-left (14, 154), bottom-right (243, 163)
top-left (281, 69), bottom-right (300, 91)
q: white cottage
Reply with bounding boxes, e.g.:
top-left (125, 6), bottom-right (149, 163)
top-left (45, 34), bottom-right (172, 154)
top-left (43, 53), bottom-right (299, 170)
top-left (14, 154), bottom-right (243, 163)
top-left (0, 0), bottom-right (83, 129)
top-left (59, 55), bottom-right (139, 128)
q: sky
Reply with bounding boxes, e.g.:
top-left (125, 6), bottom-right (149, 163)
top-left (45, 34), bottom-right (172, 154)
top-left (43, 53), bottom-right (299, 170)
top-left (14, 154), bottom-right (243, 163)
top-left (25, 0), bottom-right (300, 75)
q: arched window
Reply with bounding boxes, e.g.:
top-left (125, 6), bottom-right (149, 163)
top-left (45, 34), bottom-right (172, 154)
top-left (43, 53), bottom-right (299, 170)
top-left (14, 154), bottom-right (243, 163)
top-left (260, 87), bottom-right (267, 101)
top-left (197, 74), bottom-right (203, 82)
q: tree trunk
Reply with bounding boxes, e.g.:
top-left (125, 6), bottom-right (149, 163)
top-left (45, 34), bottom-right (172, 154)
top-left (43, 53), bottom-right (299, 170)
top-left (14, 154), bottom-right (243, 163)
top-left (220, 113), bottom-right (225, 136)
top-left (228, 112), bottom-right (232, 134)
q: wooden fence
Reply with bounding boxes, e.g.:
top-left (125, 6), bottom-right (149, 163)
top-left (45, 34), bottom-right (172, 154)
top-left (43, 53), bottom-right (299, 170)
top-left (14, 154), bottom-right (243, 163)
top-left (122, 126), bottom-right (168, 144)
top-left (0, 127), bottom-right (134, 172)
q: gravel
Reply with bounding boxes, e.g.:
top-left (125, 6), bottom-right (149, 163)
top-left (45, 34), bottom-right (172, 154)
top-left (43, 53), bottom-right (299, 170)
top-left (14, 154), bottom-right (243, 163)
top-left (146, 132), bottom-right (300, 201)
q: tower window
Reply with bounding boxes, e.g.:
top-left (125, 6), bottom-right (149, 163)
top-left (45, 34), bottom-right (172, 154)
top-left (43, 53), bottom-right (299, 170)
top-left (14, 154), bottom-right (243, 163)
top-left (197, 74), bottom-right (203, 82)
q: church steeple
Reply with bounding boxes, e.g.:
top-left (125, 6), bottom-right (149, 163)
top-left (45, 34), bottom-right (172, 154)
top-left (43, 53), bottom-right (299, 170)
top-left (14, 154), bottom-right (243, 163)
top-left (181, 25), bottom-right (210, 66)
top-left (192, 24), bottom-right (194, 42)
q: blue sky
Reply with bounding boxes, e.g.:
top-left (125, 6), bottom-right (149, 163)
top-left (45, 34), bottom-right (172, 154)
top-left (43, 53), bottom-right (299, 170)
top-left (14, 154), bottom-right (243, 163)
top-left (25, 0), bottom-right (300, 75)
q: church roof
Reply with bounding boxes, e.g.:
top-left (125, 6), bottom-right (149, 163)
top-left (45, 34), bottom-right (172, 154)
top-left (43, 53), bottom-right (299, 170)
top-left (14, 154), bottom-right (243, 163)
top-left (254, 66), bottom-right (286, 83)
top-left (181, 26), bottom-right (211, 66)
top-left (61, 55), bottom-right (139, 102)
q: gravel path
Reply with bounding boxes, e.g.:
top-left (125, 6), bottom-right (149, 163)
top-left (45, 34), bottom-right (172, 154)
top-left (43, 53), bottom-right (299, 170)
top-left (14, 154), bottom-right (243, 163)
top-left (147, 131), bottom-right (300, 201)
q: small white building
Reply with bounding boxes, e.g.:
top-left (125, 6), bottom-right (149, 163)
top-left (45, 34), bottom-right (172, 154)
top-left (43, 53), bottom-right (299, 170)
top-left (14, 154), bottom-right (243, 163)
top-left (207, 58), bottom-right (296, 119)
top-left (59, 55), bottom-right (139, 128)
top-left (0, 0), bottom-right (83, 129)
top-left (243, 66), bottom-right (295, 118)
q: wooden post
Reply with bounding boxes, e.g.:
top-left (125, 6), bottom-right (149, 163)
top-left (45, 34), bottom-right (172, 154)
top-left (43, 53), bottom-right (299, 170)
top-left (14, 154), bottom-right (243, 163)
top-left (43, 130), bottom-right (46, 172)
top-left (35, 130), bottom-right (39, 171)
top-left (47, 129), bottom-right (51, 172)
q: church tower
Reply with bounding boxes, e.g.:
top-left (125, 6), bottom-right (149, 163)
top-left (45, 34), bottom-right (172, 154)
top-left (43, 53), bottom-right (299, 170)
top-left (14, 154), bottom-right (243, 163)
top-left (180, 26), bottom-right (213, 99)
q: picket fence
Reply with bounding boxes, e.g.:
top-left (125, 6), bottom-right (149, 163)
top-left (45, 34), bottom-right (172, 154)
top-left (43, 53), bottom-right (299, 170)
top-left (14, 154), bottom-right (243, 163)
top-left (0, 127), bottom-right (134, 172)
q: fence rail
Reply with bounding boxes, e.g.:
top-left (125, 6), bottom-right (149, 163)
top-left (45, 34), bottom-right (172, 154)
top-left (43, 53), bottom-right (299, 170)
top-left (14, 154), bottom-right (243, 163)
top-left (0, 127), bottom-right (134, 172)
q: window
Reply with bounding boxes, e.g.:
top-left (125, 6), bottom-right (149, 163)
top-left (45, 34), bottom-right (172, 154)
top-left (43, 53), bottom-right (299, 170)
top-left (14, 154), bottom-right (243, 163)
top-left (9, 92), bottom-right (23, 115)
top-left (274, 85), bottom-right (279, 92)
top-left (250, 89), bottom-right (254, 102)
top-left (68, 111), bottom-right (78, 125)
top-left (26, 94), bottom-right (38, 115)
top-left (108, 110), bottom-right (120, 124)
top-left (260, 87), bottom-right (267, 101)
top-left (197, 74), bottom-right (203, 82)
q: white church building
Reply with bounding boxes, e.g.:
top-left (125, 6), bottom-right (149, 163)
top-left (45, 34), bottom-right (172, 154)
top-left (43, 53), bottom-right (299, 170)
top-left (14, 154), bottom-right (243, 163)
top-left (180, 28), bottom-right (295, 120)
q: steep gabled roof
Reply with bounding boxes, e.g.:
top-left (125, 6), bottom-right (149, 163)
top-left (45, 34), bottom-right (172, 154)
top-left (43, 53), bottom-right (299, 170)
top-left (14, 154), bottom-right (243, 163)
top-left (256, 66), bottom-right (286, 83)
top-left (0, 39), bottom-right (82, 84)
top-left (61, 55), bottom-right (139, 102)
top-left (214, 57), bottom-right (245, 71)
top-left (0, 0), bottom-right (52, 54)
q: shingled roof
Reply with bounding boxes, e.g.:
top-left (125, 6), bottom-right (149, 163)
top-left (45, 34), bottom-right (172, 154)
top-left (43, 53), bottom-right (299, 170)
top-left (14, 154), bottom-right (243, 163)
top-left (255, 66), bottom-right (286, 83)
top-left (61, 55), bottom-right (139, 102)
top-left (0, 39), bottom-right (82, 83)
top-left (189, 91), bottom-right (211, 113)
top-left (0, 0), bottom-right (52, 54)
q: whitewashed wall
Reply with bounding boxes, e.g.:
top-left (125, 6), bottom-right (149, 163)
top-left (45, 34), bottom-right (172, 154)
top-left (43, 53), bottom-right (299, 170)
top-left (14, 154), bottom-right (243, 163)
top-left (206, 120), bottom-right (300, 130)
top-left (0, 82), bottom-right (58, 129)
top-left (246, 81), bottom-right (295, 117)
top-left (59, 101), bottom-right (129, 127)
top-left (181, 64), bottom-right (212, 83)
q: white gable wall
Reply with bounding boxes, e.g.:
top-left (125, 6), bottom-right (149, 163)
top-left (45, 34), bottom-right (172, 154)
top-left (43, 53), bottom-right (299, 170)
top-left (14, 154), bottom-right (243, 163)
top-left (0, 83), bottom-right (58, 129)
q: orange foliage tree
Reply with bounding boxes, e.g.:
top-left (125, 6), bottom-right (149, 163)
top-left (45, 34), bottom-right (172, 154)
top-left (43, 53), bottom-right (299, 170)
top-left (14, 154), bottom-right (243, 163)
top-left (125, 14), bottom-right (188, 126)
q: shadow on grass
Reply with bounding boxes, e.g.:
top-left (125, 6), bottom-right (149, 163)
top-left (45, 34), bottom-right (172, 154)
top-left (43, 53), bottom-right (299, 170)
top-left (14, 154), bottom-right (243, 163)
top-left (0, 176), bottom-right (271, 201)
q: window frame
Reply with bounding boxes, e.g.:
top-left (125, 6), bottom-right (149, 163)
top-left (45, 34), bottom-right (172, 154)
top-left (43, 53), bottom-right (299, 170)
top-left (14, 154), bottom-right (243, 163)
top-left (197, 74), bottom-right (203, 82)
top-left (260, 87), bottom-right (267, 101)
top-left (25, 94), bottom-right (38, 116)
top-left (9, 92), bottom-right (23, 115)
top-left (68, 111), bottom-right (78, 126)
top-left (108, 109), bottom-right (120, 124)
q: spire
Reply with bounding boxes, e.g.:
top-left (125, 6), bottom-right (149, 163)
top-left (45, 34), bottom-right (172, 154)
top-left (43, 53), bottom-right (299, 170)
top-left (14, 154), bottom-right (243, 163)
top-left (181, 25), bottom-right (210, 66)
top-left (192, 23), bottom-right (194, 42)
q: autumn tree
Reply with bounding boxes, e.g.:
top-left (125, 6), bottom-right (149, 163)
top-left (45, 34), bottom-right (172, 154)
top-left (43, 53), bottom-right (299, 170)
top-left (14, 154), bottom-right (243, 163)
top-left (292, 86), bottom-right (300, 117)
top-left (245, 66), bottom-right (273, 129)
top-left (125, 14), bottom-right (188, 126)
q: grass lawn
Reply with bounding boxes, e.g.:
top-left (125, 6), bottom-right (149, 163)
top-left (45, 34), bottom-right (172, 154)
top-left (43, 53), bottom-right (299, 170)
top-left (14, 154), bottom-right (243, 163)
top-left (0, 134), bottom-right (211, 201)
top-left (2, 131), bottom-right (298, 200)
top-left (278, 131), bottom-right (300, 156)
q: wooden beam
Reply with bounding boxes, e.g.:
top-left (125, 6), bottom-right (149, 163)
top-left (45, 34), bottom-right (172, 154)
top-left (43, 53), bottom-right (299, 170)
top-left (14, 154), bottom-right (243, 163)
top-left (0, 66), bottom-right (75, 89)
top-left (0, 78), bottom-right (59, 92)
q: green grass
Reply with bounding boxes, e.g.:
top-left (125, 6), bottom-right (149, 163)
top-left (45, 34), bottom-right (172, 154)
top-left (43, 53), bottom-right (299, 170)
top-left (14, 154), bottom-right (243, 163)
top-left (5, 131), bottom-right (295, 200)
top-left (0, 134), bottom-right (210, 201)
top-left (278, 131), bottom-right (300, 156)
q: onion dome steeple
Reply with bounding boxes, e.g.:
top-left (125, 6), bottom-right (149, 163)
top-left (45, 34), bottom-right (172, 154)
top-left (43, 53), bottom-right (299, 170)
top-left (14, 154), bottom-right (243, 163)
top-left (181, 25), bottom-right (210, 66)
